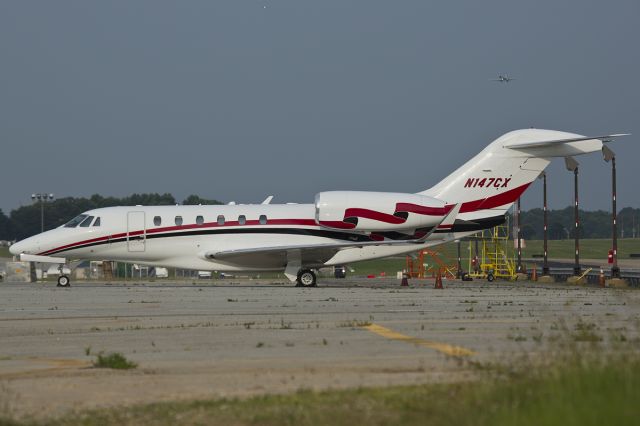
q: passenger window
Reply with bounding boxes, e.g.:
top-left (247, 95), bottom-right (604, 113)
top-left (196, 215), bottom-right (204, 225)
top-left (93, 217), bottom-right (101, 227)
top-left (175, 216), bottom-right (183, 226)
top-left (79, 216), bottom-right (94, 227)
top-left (154, 216), bottom-right (161, 226)
top-left (217, 215), bottom-right (225, 225)
top-left (259, 214), bottom-right (267, 225)
top-left (238, 215), bottom-right (246, 225)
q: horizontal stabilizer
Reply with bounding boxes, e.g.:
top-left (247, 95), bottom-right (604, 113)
top-left (503, 133), bottom-right (629, 149)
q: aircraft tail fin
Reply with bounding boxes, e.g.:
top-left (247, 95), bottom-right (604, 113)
top-left (420, 129), bottom-right (627, 222)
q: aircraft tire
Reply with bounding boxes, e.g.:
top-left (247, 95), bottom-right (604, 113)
top-left (298, 269), bottom-right (317, 287)
top-left (487, 273), bottom-right (495, 282)
top-left (57, 275), bottom-right (71, 287)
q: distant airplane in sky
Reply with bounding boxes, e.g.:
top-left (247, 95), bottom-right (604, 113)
top-left (492, 74), bottom-right (515, 83)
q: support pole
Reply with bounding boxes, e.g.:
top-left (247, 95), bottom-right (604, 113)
top-left (564, 157), bottom-right (580, 277)
top-left (603, 146), bottom-right (620, 279)
top-left (456, 240), bottom-right (462, 278)
top-left (573, 167), bottom-right (581, 276)
top-left (542, 172), bottom-right (550, 275)
top-left (611, 156), bottom-right (620, 277)
top-left (516, 197), bottom-right (522, 272)
top-left (474, 239), bottom-right (479, 273)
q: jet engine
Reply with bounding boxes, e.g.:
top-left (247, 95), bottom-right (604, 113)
top-left (314, 191), bottom-right (450, 232)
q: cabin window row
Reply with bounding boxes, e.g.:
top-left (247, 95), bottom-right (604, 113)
top-left (152, 214), bottom-right (268, 227)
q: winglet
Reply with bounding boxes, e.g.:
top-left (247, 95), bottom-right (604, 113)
top-left (437, 203), bottom-right (461, 231)
top-left (413, 203), bottom-right (461, 243)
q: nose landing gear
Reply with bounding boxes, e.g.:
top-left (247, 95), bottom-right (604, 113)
top-left (56, 264), bottom-right (70, 287)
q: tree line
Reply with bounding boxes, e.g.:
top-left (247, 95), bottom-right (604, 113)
top-left (0, 193), bottom-right (222, 241)
top-left (513, 207), bottom-right (640, 240)
top-left (0, 194), bottom-right (638, 241)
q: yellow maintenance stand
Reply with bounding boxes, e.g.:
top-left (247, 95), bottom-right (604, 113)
top-left (466, 222), bottom-right (517, 281)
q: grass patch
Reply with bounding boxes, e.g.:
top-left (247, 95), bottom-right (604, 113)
top-left (0, 246), bottom-right (10, 258)
top-left (347, 238), bottom-right (640, 276)
top-left (92, 352), bottom-right (137, 370)
top-left (572, 320), bottom-right (602, 342)
top-left (11, 353), bottom-right (640, 426)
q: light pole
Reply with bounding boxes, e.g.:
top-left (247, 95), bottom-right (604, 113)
top-left (603, 146), bottom-right (620, 278)
top-left (564, 157), bottom-right (580, 276)
top-left (31, 193), bottom-right (54, 233)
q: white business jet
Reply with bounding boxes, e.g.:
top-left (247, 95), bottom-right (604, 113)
top-left (10, 129), bottom-right (626, 287)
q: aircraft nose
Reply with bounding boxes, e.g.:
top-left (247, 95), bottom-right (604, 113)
top-left (9, 238), bottom-right (39, 256)
top-left (9, 241), bottom-right (23, 255)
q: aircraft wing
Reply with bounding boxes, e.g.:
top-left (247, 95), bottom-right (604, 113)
top-left (207, 239), bottom-right (432, 261)
top-left (205, 204), bottom-right (461, 264)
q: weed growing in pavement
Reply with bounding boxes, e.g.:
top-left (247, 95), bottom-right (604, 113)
top-left (280, 319), bottom-right (292, 329)
top-left (92, 352), bottom-right (137, 370)
top-left (338, 319), bottom-right (372, 328)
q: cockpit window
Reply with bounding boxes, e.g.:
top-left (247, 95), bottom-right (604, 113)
top-left (79, 216), bottom-right (94, 227)
top-left (93, 217), bottom-right (101, 227)
top-left (64, 214), bottom-right (88, 228)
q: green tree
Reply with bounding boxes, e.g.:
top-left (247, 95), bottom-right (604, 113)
top-left (0, 209), bottom-right (11, 240)
top-left (182, 195), bottom-right (223, 205)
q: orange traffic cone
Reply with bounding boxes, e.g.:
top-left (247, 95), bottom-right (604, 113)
top-left (435, 270), bottom-right (443, 289)
top-left (531, 264), bottom-right (538, 281)
top-left (599, 268), bottom-right (605, 287)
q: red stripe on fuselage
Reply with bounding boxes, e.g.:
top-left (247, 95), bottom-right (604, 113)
top-left (343, 208), bottom-right (406, 225)
top-left (39, 219), bottom-right (320, 256)
top-left (395, 203), bottom-right (452, 216)
top-left (458, 183), bottom-right (530, 213)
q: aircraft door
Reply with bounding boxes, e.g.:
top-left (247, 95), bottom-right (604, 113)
top-left (127, 211), bottom-right (146, 252)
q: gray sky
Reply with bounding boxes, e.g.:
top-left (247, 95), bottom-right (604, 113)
top-left (1, 0), bottom-right (638, 214)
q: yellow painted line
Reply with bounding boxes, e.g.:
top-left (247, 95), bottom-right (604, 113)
top-left (363, 323), bottom-right (475, 357)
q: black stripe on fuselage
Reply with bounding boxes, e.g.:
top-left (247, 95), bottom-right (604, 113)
top-left (46, 214), bottom-right (507, 256)
top-left (433, 215), bottom-right (507, 233)
top-left (46, 227), bottom-right (373, 256)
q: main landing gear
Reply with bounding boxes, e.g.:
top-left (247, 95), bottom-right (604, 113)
top-left (57, 275), bottom-right (71, 287)
top-left (295, 269), bottom-right (317, 287)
